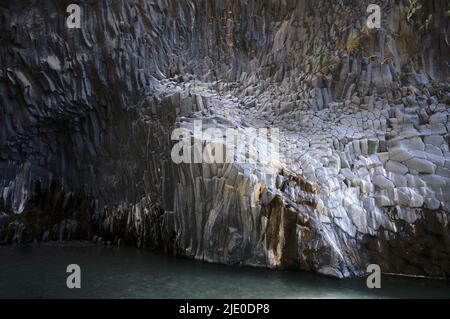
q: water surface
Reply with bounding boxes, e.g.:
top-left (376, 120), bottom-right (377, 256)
top-left (0, 244), bottom-right (449, 299)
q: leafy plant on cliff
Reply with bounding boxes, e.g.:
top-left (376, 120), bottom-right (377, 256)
top-left (361, 25), bottom-right (370, 37)
top-left (406, 0), bottom-right (423, 23)
top-left (442, 2), bottom-right (450, 17)
top-left (346, 32), bottom-right (360, 55)
top-left (291, 9), bottom-right (301, 21)
top-left (313, 49), bottom-right (334, 75)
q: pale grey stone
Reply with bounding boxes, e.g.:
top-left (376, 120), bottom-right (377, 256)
top-left (421, 175), bottom-right (448, 188)
top-left (389, 147), bottom-right (414, 162)
top-left (409, 137), bottom-right (425, 151)
top-left (431, 123), bottom-right (447, 135)
top-left (409, 190), bottom-right (424, 208)
top-left (388, 173), bottom-right (408, 187)
top-left (425, 144), bottom-right (443, 157)
top-left (406, 158), bottom-right (436, 174)
top-left (436, 167), bottom-right (450, 178)
top-left (429, 112), bottom-right (447, 124)
top-left (385, 160), bottom-right (408, 175)
top-left (360, 139), bottom-right (368, 156)
top-left (391, 187), bottom-right (423, 207)
top-left (397, 207), bottom-right (419, 223)
top-left (425, 197), bottom-right (441, 210)
top-left (340, 168), bottom-right (357, 182)
top-left (372, 175), bottom-right (395, 189)
top-left (346, 203), bottom-right (368, 234)
top-left (375, 194), bottom-right (394, 207)
top-left (377, 152), bottom-right (389, 164)
top-left (389, 188), bottom-right (407, 206)
top-left (424, 135), bottom-right (444, 146)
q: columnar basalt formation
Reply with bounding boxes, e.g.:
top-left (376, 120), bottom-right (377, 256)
top-left (0, 0), bottom-right (449, 278)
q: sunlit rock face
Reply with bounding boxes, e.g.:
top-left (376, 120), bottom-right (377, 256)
top-left (0, 0), bottom-right (449, 278)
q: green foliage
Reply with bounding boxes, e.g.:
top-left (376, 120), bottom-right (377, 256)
top-left (315, 49), bottom-right (334, 74)
top-left (291, 9), bottom-right (301, 21)
top-left (346, 32), bottom-right (360, 55)
top-left (406, 0), bottom-right (423, 22)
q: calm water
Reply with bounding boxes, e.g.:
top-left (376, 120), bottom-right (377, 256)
top-left (0, 244), bottom-right (449, 299)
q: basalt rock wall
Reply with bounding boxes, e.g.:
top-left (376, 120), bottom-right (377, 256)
top-left (0, 0), bottom-right (449, 278)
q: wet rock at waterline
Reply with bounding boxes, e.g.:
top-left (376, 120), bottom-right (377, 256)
top-left (0, 0), bottom-right (449, 278)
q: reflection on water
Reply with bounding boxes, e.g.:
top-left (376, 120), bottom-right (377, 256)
top-left (0, 244), bottom-right (449, 299)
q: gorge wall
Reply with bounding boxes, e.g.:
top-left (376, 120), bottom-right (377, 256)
top-left (0, 0), bottom-right (449, 278)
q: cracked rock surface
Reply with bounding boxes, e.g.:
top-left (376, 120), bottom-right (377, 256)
top-left (0, 0), bottom-right (449, 278)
